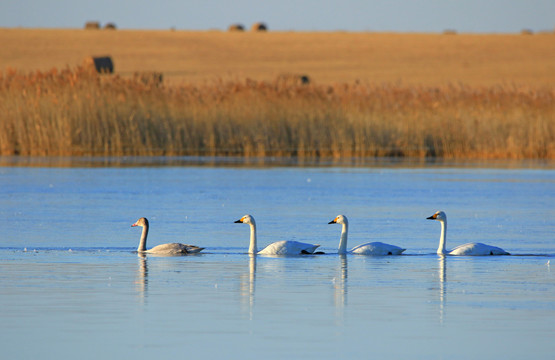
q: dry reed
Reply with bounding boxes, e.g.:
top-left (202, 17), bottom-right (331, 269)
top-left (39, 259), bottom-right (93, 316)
top-left (0, 66), bottom-right (553, 159)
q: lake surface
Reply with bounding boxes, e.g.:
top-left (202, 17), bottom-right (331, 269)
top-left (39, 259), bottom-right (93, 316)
top-left (1, 158), bottom-right (554, 359)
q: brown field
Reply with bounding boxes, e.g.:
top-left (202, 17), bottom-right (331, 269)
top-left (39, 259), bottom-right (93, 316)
top-left (0, 29), bottom-right (554, 159)
top-left (1, 28), bottom-right (554, 86)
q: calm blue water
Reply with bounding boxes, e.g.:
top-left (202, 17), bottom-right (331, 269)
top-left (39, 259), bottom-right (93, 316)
top-left (1, 159), bottom-right (554, 359)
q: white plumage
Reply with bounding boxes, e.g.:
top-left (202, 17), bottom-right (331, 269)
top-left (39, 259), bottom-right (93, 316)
top-left (427, 211), bottom-right (509, 256)
top-left (235, 214), bottom-right (320, 255)
top-left (328, 215), bottom-right (405, 255)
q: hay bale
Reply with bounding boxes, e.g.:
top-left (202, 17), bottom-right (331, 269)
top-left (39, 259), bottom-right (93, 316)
top-left (104, 23), bottom-right (117, 30)
top-left (228, 24), bottom-right (245, 32)
top-left (84, 21), bottom-right (100, 30)
top-left (251, 22), bottom-right (268, 32)
top-left (521, 29), bottom-right (534, 35)
top-left (134, 71), bottom-right (164, 86)
top-left (443, 29), bottom-right (457, 35)
top-left (83, 56), bottom-right (114, 74)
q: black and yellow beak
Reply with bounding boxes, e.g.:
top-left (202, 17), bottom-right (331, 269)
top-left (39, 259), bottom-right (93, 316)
top-left (234, 218), bottom-right (243, 223)
top-left (427, 214), bottom-right (437, 220)
top-left (328, 218), bottom-right (337, 224)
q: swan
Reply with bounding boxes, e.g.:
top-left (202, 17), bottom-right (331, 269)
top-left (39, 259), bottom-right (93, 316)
top-left (234, 214), bottom-right (321, 255)
top-left (427, 211), bottom-right (510, 255)
top-left (328, 215), bottom-right (405, 255)
top-left (131, 217), bottom-right (204, 255)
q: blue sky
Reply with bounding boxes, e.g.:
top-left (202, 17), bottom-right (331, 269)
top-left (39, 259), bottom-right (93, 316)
top-left (1, 0), bottom-right (554, 33)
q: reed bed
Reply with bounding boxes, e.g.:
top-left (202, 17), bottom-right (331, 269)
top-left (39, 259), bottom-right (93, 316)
top-left (1, 66), bottom-right (553, 159)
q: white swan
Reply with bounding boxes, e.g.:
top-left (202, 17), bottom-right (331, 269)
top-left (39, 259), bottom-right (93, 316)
top-left (131, 217), bottom-right (204, 255)
top-left (427, 211), bottom-right (510, 256)
top-left (328, 215), bottom-right (406, 255)
top-left (234, 214), bottom-right (321, 255)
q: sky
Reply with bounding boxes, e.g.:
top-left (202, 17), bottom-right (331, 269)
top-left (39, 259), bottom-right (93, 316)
top-left (1, 0), bottom-right (554, 33)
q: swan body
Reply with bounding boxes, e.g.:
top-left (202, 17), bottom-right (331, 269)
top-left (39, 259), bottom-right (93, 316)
top-left (131, 217), bottom-right (204, 255)
top-left (427, 211), bottom-right (510, 256)
top-left (349, 241), bottom-right (406, 255)
top-left (235, 214), bottom-right (320, 255)
top-left (328, 215), bottom-right (405, 255)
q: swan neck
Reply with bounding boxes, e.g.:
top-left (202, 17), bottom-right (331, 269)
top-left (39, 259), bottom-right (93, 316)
top-left (437, 219), bottom-right (447, 255)
top-left (138, 225), bottom-right (148, 252)
top-left (338, 222), bottom-right (348, 254)
top-left (248, 223), bottom-right (257, 254)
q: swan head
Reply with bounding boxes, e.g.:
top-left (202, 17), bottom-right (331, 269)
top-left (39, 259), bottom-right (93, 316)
top-left (132, 217), bottom-right (149, 228)
top-left (235, 214), bottom-right (255, 226)
top-left (427, 211), bottom-right (446, 222)
top-left (328, 215), bottom-right (348, 225)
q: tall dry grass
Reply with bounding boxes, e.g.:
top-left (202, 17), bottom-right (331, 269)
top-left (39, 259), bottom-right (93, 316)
top-left (0, 66), bottom-right (553, 159)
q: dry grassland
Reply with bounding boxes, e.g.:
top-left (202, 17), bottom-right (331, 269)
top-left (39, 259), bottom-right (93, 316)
top-left (0, 29), bottom-right (554, 159)
top-left (1, 28), bottom-right (554, 86)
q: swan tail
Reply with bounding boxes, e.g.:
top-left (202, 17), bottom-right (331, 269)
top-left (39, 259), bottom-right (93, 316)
top-left (303, 244), bottom-right (321, 254)
top-left (185, 246), bottom-right (204, 253)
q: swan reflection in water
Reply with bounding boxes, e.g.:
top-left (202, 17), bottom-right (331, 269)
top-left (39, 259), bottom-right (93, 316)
top-left (438, 255), bottom-right (446, 324)
top-left (136, 253), bottom-right (148, 304)
top-left (239, 254), bottom-right (256, 318)
top-left (333, 255), bottom-right (348, 314)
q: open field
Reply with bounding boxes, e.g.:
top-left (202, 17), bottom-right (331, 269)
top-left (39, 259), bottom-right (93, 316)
top-left (1, 28), bottom-right (554, 86)
top-left (0, 29), bottom-right (554, 159)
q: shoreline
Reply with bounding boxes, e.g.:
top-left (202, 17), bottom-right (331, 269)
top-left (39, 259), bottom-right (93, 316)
top-left (1, 155), bottom-right (554, 169)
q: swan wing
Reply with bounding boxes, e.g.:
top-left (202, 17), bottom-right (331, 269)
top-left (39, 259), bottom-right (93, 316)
top-left (147, 243), bottom-right (204, 255)
top-left (449, 242), bottom-right (509, 256)
top-left (258, 240), bottom-right (320, 255)
top-left (183, 245), bottom-right (205, 253)
top-left (350, 242), bottom-right (406, 255)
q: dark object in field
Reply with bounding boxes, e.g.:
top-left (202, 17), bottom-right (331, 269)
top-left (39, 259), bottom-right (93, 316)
top-left (228, 24), bottom-right (245, 32)
top-left (83, 56), bottom-right (114, 74)
top-left (104, 23), bottom-right (117, 30)
top-left (84, 21), bottom-right (100, 30)
top-left (276, 73), bottom-right (311, 86)
top-left (251, 22), bottom-right (268, 31)
top-left (521, 29), bottom-right (534, 35)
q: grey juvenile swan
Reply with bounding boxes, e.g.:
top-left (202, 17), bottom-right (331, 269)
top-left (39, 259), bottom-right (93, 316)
top-left (131, 217), bottom-right (204, 255)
